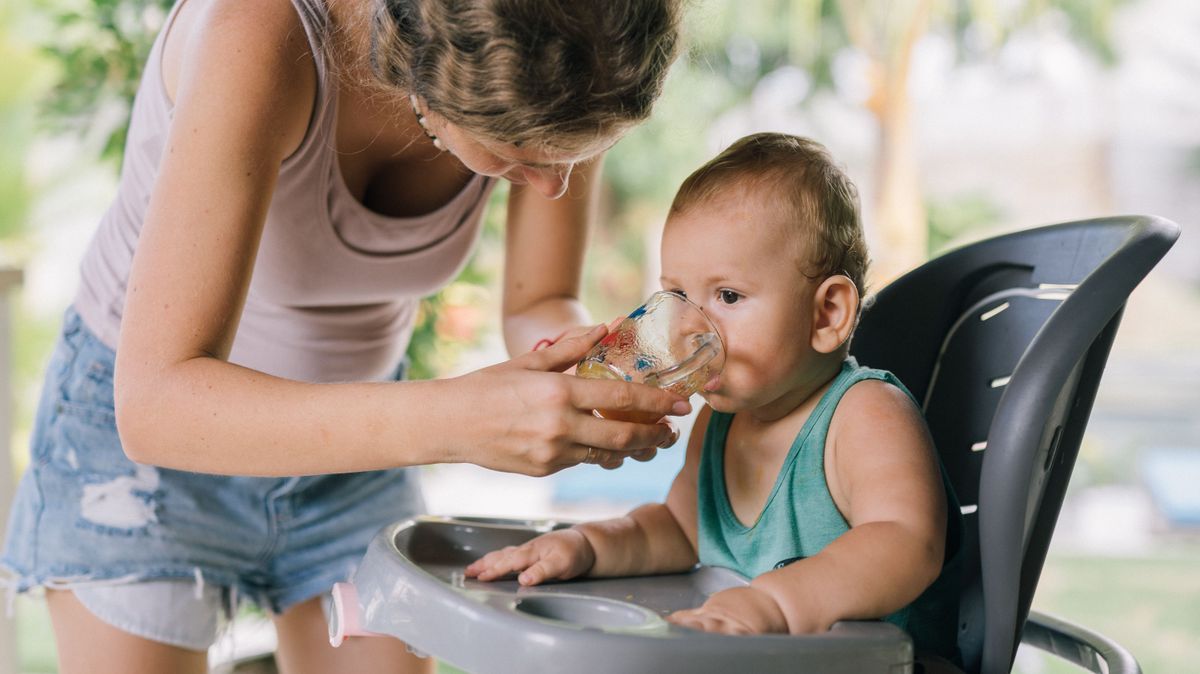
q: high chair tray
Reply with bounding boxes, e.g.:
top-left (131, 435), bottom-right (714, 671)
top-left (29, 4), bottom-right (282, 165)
top-left (329, 516), bottom-right (914, 674)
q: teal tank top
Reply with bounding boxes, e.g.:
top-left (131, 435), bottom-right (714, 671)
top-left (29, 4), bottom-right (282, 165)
top-left (697, 357), bottom-right (962, 661)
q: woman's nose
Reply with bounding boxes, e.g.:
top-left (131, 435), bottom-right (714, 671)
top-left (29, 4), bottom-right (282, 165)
top-left (524, 164), bottom-right (573, 200)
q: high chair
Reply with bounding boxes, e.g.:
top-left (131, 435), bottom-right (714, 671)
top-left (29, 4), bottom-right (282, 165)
top-left (849, 214), bottom-right (1179, 673)
top-left (329, 215), bottom-right (1179, 674)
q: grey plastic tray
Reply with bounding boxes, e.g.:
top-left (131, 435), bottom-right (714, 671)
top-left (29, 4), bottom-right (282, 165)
top-left (328, 515), bottom-right (914, 674)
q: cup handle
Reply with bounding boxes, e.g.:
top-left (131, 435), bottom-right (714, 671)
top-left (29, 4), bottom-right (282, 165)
top-left (648, 335), bottom-right (721, 389)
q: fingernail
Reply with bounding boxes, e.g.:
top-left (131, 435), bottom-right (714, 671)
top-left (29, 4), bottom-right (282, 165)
top-left (671, 400), bottom-right (692, 415)
top-left (590, 323), bottom-right (607, 335)
top-left (518, 573), bottom-right (530, 584)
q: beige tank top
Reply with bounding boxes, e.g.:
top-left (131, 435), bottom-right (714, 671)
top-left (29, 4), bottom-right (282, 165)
top-left (74, 0), bottom-right (497, 383)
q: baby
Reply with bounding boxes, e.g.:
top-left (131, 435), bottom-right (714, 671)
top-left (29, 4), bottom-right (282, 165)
top-left (466, 132), bottom-right (961, 662)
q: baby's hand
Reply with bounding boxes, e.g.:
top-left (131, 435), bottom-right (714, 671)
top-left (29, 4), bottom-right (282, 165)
top-left (666, 587), bottom-right (789, 635)
top-left (464, 529), bottom-right (596, 586)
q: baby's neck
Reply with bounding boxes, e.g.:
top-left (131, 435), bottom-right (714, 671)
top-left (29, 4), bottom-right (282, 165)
top-left (745, 355), bottom-right (845, 425)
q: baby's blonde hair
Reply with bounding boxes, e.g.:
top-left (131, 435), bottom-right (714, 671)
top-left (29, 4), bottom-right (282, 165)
top-left (670, 132), bottom-right (870, 301)
top-left (368, 0), bottom-right (684, 154)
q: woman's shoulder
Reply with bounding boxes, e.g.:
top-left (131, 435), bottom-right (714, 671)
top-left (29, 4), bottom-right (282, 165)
top-left (161, 0), bottom-right (320, 156)
top-left (163, 0), bottom-right (318, 100)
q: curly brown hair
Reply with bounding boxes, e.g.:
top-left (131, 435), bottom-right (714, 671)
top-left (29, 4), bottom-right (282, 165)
top-left (367, 0), bottom-right (685, 153)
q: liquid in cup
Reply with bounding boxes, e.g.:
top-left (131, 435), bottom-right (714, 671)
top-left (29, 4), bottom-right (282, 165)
top-left (576, 291), bottom-right (725, 424)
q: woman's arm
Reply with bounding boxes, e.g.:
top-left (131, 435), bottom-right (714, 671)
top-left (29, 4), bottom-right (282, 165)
top-left (500, 156), bottom-right (605, 354)
top-left (114, 0), bottom-right (686, 477)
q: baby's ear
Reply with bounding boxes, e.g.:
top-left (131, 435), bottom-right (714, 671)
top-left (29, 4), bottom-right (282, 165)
top-left (810, 275), bottom-right (859, 354)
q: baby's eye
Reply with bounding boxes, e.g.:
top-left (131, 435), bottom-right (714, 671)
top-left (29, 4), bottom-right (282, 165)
top-left (669, 289), bottom-right (687, 299)
top-left (718, 289), bottom-right (741, 304)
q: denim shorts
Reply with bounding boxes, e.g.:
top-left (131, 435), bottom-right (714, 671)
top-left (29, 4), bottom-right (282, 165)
top-left (1, 306), bottom-right (425, 650)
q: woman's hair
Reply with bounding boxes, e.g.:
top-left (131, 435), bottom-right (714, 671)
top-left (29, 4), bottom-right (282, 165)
top-left (669, 132), bottom-right (870, 300)
top-left (369, 0), bottom-right (684, 153)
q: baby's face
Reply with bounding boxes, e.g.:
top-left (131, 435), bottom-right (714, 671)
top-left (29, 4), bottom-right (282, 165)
top-left (660, 184), bottom-right (823, 415)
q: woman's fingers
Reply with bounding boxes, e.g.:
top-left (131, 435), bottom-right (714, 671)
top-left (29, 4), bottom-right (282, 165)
top-left (658, 418), bottom-right (681, 447)
top-left (465, 346), bottom-right (691, 476)
top-left (571, 446), bottom-right (630, 470)
top-left (630, 448), bottom-right (657, 462)
top-left (570, 413), bottom-right (675, 454)
top-left (520, 324), bottom-right (608, 373)
top-left (569, 378), bottom-right (690, 422)
top-left (598, 452), bottom-right (626, 470)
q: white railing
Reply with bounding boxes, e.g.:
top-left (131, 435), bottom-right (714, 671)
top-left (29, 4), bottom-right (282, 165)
top-left (0, 266), bottom-right (23, 674)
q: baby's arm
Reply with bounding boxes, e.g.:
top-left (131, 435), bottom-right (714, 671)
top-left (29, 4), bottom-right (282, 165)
top-left (671, 381), bottom-right (946, 634)
top-left (757, 380), bottom-right (946, 632)
top-left (466, 406), bottom-right (712, 585)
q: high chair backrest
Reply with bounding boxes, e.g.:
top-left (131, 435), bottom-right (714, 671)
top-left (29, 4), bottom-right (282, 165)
top-left (848, 216), bottom-right (1179, 674)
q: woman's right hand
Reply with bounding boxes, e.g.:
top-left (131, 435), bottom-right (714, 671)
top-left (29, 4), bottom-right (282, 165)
top-left (451, 324), bottom-right (690, 476)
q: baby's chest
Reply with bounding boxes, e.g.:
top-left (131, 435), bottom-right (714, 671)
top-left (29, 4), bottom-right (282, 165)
top-left (721, 410), bottom-right (847, 525)
top-left (723, 432), bottom-right (800, 527)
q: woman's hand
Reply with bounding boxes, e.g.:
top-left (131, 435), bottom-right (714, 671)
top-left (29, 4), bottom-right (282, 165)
top-left (450, 324), bottom-right (689, 476)
top-left (666, 587), bottom-right (790, 635)
top-left (464, 528), bottom-right (595, 585)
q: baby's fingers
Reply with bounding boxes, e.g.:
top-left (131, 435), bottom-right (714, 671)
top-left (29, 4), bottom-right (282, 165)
top-left (466, 546), bottom-right (537, 582)
top-left (668, 610), bottom-right (743, 635)
top-left (667, 609), bottom-right (711, 632)
top-left (516, 559), bottom-right (558, 586)
top-left (518, 544), bottom-right (586, 585)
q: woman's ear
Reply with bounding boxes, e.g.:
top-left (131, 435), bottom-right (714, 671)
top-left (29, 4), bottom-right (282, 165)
top-left (810, 275), bottom-right (859, 354)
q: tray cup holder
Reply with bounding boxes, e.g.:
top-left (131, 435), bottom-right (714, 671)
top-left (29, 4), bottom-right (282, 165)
top-left (513, 594), bottom-right (661, 630)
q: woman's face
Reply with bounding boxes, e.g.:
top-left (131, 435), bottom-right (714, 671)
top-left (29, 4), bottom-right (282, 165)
top-left (414, 98), bottom-right (613, 199)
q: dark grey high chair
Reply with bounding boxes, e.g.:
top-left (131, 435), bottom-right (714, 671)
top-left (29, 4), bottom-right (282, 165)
top-left (326, 215), bottom-right (1179, 674)
top-left (849, 214), bottom-right (1181, 674)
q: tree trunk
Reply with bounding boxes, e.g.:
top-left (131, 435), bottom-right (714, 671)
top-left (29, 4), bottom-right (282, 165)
top-left (871, 78), bottom-right (927, 284)
top-left (840, 0), bottom-right (931, 286)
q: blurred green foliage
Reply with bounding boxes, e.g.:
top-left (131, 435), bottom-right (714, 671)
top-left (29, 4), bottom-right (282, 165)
top-left (926, 193), bottom-right (1004, 256)
top-left (0, 4), bottom-right (55, 241)
top-left (38, 0), bottom-right (170, 166)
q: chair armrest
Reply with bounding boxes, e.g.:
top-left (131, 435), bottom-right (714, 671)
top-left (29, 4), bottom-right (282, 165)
top-left (1019, 610), bottom-right (1141, 674)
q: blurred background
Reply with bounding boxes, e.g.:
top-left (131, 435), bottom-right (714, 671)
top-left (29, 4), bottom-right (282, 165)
top-left (1, 0), bottom-right (1197, 672)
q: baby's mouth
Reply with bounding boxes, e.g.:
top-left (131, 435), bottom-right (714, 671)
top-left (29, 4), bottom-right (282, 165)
top-left (702, 373), bottom-right (722, 393)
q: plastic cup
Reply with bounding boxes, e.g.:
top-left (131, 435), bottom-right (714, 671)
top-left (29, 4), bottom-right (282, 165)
top-left (576, 291), bottom-right (725, 423)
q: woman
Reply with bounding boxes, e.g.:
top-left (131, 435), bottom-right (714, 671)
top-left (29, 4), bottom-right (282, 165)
top-left (1, 0), bottom-right (686, 671)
